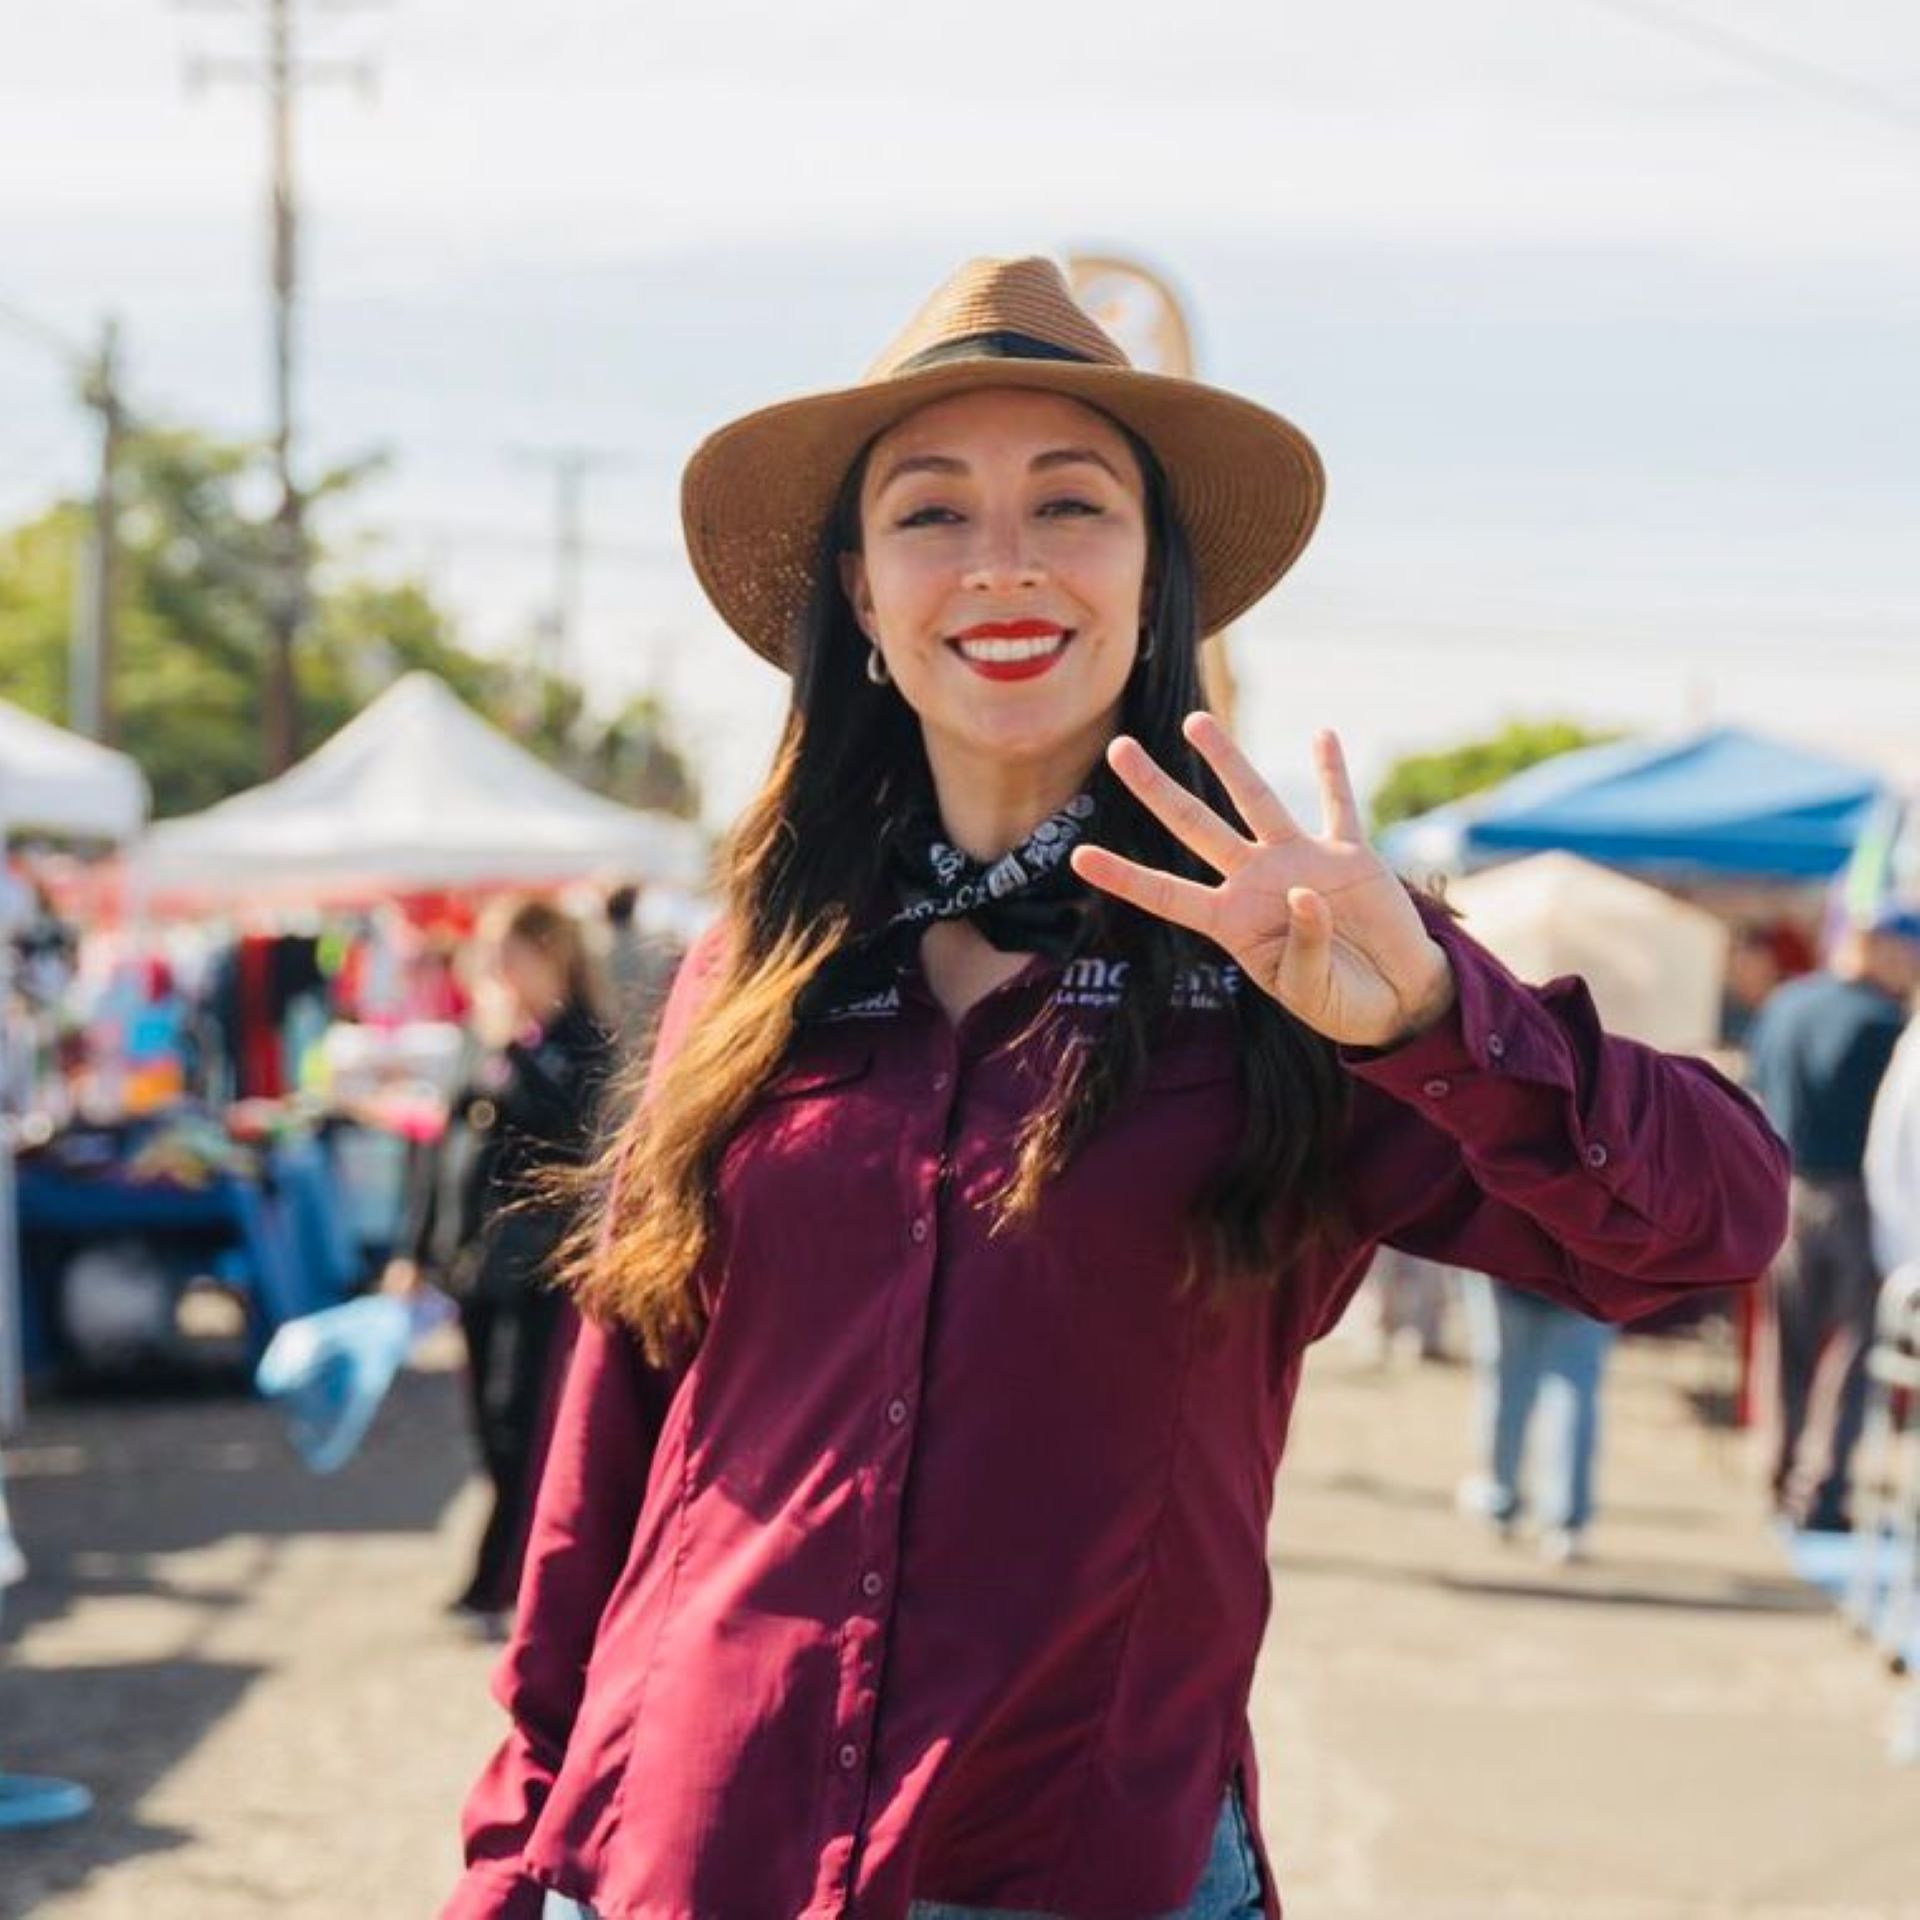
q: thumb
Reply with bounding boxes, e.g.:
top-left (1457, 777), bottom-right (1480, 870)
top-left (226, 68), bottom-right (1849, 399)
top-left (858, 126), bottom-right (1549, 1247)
top-left (1275, 885), bottom-right (1334, 1017)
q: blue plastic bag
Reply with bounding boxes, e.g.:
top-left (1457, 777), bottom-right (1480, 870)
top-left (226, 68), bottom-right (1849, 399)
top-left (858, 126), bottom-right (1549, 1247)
top-left (254, 1294), bottom-right (427, 1474)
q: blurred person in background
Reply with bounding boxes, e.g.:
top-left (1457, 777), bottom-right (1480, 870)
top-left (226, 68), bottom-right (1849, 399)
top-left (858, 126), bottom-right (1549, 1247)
top-left (444, 258), bottom-right (1790, 1920)
top-left (385, 899), bottom-right (615, 1632)
top-left (1720, 922), bottom-right (1786, 1048)
top-left (1458, 1276), bottom-right (1616, 1565)
top-left (1356, 1245), bottom-right (1454, 1365)
top-left (1745, 903), bottom-right (1920, 1532)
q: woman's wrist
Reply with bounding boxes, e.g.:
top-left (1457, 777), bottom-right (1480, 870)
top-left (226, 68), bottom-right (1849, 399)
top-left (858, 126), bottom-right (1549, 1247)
top-left (1383, 941), bottom-right (1458, 1050)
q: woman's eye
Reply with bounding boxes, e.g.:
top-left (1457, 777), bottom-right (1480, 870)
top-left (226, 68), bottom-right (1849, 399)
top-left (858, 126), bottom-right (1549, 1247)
top-left (897, 504), bottom-right (961, 529)
top-left (1038, 497), bottom-right (1102, 519)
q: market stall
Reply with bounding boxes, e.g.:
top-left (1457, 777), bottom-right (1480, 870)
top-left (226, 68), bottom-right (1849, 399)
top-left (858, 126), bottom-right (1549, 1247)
top-left (110, 673), bottom-right (708, 1340)
top-left (0, 698), bottom-right (147, 1832)
top-left (0, 700), bottom-right (150, 1432)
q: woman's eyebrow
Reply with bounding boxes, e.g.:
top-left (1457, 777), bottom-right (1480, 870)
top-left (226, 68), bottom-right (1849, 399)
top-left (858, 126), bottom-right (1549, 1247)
top-left (874, 445), bottom-right (1124, 493)
top-left (1031, 447), bottom-right (1123, 480)
top-left (875, 452), bottom-right (967, 493)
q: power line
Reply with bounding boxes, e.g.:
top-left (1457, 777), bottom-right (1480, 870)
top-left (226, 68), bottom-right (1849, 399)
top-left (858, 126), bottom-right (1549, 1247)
top-left (0, 295), bottom-right (89, 373)
top-left (1569, 0), bottom-right (1920, 134)
top-left (368, 516), bottom-right (677, 571)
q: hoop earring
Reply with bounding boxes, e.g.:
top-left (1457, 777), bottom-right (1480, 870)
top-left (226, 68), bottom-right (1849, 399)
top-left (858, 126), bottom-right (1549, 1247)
top-left (865, 644), bottom-right (891, 686)
top-left (1136, 625), bottom-right (1157, 665)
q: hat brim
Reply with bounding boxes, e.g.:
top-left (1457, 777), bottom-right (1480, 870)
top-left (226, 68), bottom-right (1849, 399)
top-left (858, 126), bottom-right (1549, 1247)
top-left (681, 359), bottom-right (1326, 669)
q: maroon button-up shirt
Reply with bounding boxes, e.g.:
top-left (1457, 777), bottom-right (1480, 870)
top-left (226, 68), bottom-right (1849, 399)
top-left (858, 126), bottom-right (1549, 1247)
top-left (446, 914), bottom-right (1789, 1920)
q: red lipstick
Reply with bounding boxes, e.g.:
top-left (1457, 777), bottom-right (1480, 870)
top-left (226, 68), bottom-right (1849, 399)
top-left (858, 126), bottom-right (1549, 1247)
top-left (950, 618), bottom-right (1073, 683)
top-left (956, 619), bottom-right (1066, 640)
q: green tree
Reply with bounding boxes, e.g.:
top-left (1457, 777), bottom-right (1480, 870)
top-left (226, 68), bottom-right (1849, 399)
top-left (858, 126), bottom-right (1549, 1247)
top-left (0, 427), bottom-right (701, 822)
top-left (0, 431), bottom-right (274, 812)
top-left (1369, 719), bottom-right (1624, 834)
top-left (580, 692), bottom-right (703, 818)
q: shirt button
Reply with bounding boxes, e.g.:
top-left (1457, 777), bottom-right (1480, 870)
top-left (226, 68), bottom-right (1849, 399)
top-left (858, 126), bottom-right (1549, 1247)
top-left (1486, 1034), bottom-right (1506, 1059)
top-left (1585, 1141), bottom-right (1610, 1169)
top-left (860, 1570), bottom-right (884, 1598)
top-left (886, 1398), bottom-right (909, 1426)
top-left (910, 1217), bottom-right (930, 1244)
top-left (1422, 1077), bottom-right (1451, 1099)
top-left (837, 1743), bottom-right (860, 1770)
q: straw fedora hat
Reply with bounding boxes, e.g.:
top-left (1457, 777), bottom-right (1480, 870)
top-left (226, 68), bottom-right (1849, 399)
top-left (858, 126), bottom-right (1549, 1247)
top-left (681, 256), bottom-right (1325, 669)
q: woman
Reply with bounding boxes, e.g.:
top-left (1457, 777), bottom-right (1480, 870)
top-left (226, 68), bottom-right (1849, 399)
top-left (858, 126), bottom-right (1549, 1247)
top-left (388, 899), bottom-right (615, 1631)
top-left (445, 259), bottom-right (1789, 1920)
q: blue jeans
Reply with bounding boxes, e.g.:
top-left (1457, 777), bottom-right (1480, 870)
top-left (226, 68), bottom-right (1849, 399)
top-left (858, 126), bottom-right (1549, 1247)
top-left (1467, 1277), bottom-right (1617, 1532)
top-left (541, 1780), bottom-right (1265, 1919)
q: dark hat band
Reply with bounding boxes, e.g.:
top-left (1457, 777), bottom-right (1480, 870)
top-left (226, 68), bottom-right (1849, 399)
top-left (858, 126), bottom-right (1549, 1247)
top-left (893, 330), bottom-right (1107, 374)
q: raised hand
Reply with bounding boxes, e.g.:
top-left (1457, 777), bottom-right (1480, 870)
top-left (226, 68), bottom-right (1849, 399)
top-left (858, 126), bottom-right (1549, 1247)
top-left (1070, 714), bottom-right (1456, 1049)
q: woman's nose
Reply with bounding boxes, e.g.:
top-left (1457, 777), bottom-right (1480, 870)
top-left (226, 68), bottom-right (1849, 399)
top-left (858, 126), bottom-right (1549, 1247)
top-left (959, 516), bottom-right (1044, 593)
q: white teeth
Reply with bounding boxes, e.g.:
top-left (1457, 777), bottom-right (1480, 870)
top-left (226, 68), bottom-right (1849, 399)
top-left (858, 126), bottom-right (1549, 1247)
top-left (956, 633), bottom-right (1066, 664)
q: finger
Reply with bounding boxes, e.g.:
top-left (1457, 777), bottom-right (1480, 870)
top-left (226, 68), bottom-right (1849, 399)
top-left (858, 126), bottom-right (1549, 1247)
top-left (1275, 885), bottom-right (1334, 1017)
top-left (1315, 729), bottom-right (1365, 842)
top-left (1106, 735), bottom-right (1254, 876)
top-left (1181, 711), bottom-right (1302, 845)
top-left (1070, 845), bottom-right (1220, 937)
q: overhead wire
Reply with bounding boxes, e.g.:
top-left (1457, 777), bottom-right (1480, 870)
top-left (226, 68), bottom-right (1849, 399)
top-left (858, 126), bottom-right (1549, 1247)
top-left (1568, 0), bottom-right (1920, 134)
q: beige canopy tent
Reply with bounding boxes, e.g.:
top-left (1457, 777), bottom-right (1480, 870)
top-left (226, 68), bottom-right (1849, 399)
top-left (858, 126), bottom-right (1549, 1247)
top-left (1447, 851), bottom-right (1730, 1053)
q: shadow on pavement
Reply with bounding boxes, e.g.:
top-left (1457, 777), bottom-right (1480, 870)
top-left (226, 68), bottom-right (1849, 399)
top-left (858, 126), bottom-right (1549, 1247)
top-left (1431, 1570), bottom-right (1830, 1615)
top-left (1300, 1465), bottom-right (1717, 1532)
top-left (0, 1656), bottom-right (260, 1919)
top-left (0, 1364), bottom-right (475, 1908)
top-left (2, 1365), bottom-right (472, 1641)
top-left (1275, 1545), bottom-right (1829, 1617)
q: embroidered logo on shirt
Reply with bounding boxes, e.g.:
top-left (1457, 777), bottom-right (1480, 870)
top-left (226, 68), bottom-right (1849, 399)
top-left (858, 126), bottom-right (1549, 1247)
top-left (1054, 958), bottom-right (1244, 1011)
top-left (821, 985), bottom-right (903, 1023)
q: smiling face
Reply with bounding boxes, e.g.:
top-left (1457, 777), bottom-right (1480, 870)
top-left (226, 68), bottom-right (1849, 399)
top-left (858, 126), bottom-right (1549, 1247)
top-left (840, 388), bottom-right (1150, 823)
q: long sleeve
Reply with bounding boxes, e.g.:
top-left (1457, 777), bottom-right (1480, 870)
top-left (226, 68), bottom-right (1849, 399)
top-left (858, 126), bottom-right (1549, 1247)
top-left (1323, 913), bottom-right (1792, 1339)
top-left (442, 927), bottom-right (727, 1920)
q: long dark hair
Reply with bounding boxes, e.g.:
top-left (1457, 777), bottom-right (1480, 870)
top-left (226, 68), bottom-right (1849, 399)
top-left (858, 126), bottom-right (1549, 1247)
top-left (569, 411), bottom-right (1348, 1360)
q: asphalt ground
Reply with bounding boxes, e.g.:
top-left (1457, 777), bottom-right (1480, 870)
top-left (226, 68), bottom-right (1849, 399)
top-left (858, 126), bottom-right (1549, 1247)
top-left (2, 1322), bottom-right (1914, 1919)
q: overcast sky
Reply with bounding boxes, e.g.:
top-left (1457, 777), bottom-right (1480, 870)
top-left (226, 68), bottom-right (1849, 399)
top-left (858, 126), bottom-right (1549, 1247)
top-left (2, 0), bottom-right (1915, 822)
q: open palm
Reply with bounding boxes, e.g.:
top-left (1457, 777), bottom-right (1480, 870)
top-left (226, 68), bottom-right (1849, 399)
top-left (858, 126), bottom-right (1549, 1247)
top-left (1070, 713), bottom-right (1456, 1049)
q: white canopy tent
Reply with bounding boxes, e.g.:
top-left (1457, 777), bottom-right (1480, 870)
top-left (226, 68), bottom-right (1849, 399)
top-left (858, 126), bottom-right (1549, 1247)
top-left (0, 703), bottom-right (151, 1432)
top-left (1447, 851), bottom-right (1730, 1054)
top-left (134, 672), bottom-right (706, 905)
top-left (0, 698), bottom-right (149, 846)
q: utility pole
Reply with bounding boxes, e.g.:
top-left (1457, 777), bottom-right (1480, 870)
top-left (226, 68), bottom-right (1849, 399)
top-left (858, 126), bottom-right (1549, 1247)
top-left (71, 318), bottom-right (127, 745)
top-left (511, 448), bottom-right (622, 686)
top-left (185, 0), bottom-right (377, 773)
top-left (0, 295), bottom-right (129, 742)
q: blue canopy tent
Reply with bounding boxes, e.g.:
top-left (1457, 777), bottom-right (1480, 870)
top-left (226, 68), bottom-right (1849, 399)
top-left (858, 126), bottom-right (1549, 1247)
top-left (1385, 727), bottom-right (1885, 882)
